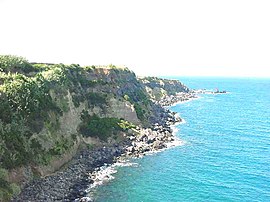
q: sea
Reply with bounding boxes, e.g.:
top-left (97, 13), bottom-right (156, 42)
top-left (90, 77), bottom-right (270, 202)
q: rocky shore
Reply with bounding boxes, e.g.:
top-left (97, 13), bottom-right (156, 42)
top-left (158, 92), bottom-right (197, 107)
top-left (12, 142), bottom-right (128, 202)
top-left (13, 92), bottom-right (193, 202)
top-left (124, 111), bottom-right (181, 158)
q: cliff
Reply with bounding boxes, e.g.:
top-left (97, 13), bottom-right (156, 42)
top-left (139, 76), bottom-right (190, 101)
top-left (0, 55), bottom-right (189, 201)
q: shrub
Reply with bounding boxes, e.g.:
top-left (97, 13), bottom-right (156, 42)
top-left (72, 94), bottom-right (85, 108)
top-left (134, 103), bottom-right (145, 121)
top-left (118, 119), bottom-right (136, 130)
top-left (0, 120), bottom-right (33, 168)
top-left (0, 168), bottom-right (20, 201)
top-left (79, 112), bottom-right (135, 141)
top-left (87, 92), bottom-right (107, 105)
top-left (0, 168), bottom-right (8, 179)
top-left (0, 55), bottom-right (34, 73)
top-left (123, 94), bottom-right (130, 101)
top-left (0, 73), bottom-right (59, 131)
top-left (41, 65), bottom-right (67, 85)
top-left (80, 114), bottom-right (120, 140)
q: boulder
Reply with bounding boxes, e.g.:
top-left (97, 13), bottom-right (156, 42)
top-left (153, 141), bottom-right (166, 150)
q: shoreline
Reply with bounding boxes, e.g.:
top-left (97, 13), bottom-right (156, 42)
top-left (13, 92), bottom-right (195, 202)
top-left (84, 126), bottom-right (185, 201)
top-left (81, 117), bottom-right (185, 202)
top-left (78, 94), bottom-right (195, 202)
top-left (158, 92), bottom-right (198, 107)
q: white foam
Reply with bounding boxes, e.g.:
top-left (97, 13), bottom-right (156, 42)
top-left (165, 137), bottom-right (186, 148)
top-left (88, 166), bottom-right (117, 189)
top-left (169, 120), bottom-right (187, 148)
top-left (87, 160), bottom-right (138, 191)
top-left (171, 118), bottom-right (186, 136)
top-left (140, 136), bottom-right (186, 157)
top-left (180, 118), bottom-right (187, 124)
top-left (113, 161), bottom-right (138, 168)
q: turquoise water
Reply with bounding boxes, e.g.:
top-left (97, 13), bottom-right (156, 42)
top-left (94, 77), bottom-right (270, 202)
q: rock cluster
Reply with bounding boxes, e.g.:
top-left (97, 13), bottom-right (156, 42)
top-left (158, 92), bottom-right (197, 106)
top-left (12, 142), bottom-right (128, 202)
top-left (124, 111), bottom-right (180, 158)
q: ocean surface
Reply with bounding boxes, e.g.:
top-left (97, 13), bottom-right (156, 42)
top-left (91, 77), bottom-right (270, 202)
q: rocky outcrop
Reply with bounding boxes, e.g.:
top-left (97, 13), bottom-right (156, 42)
top-left (139, 76), bottom-right (190, 101)
top-left (158, 92), bottom-right (197, 106)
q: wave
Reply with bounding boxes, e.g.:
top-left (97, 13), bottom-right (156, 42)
top-left (86, 160), bottom-right (138, 193)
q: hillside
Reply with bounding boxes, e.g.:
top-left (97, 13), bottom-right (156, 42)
top-left (0, 55), bottom-right (189, 201)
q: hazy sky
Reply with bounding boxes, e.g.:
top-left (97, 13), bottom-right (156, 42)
top-left (1, 0), bottom-right (270, 77)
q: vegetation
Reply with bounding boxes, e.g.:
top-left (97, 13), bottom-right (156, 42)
top-left (0, 73), bottom-right (59, 127)
top-left (0, 168), bottom-right (20, 201)
top-left (0, 58), bottom-right (72, 172)
top-left (123, 89), bottom-right (150, 121)
top-left (0, 55), bottom-right (34, 73)
top-left (79, 111), bottom-right (135, 141)
top-left (134, 103), bottom-right (145, 121)
top-left (87, 92), bottom-right (107, 106)
top-left (0, 120), bottom-right (34, 168)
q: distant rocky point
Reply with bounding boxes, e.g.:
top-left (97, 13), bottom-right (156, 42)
top-left (194, 89), bottom-right (227, 94)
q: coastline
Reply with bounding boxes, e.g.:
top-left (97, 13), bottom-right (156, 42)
top-left (79, 93), bottom-right (195, 202)
top-left (13, 92), bottom-right (196, 202)
top-left (81, 119), bottom-right (185, 202)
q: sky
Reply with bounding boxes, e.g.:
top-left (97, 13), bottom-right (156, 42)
top-left (1, 0), bottom-right (270, 77)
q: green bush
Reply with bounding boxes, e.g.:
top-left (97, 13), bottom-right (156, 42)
top-left (48, 139), bottom-right (70, 156)
top-left (0, 168), bottom-right (8, 183)
top-left (0, 93), bottom-right (12, 123)
top-left (0, 168), bottom-right (20, 201)
top-left (123, 94), bottom-right (130, 101)
top-left (31, 63), bottom-right (51, 71)
top-left (83, 65), bottom-right (96, 71)
top-left (0, 55), bottom-right (34, 73)
top-left (80, 113), bottom-right (119, 140)
top-left (79, 112), bottom-right (134, 141)
top-left (87, 92), bottom-right (107, 106)
top-left (0, 73), bottom-right (59, 131)
top-left (124, 90), bottom-right (149, 121)
top-left (72, 94), bottom-right (85, 108)
top-left (41, 65), bottom-right (67, 85)
top-left (0, 179), bottom-right (13, 202)
top-left (118, 119), bottom-right (136, 130)
top-left (134, 103), bottom-right (145, 121)
top-left (0, 120), bottom-right (34, 168)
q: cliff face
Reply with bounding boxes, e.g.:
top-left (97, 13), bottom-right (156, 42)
top-left (139, 77), bottom-right (190, 101)
top-left (0, 56), bottom-right (189, 201)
